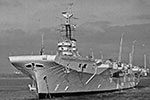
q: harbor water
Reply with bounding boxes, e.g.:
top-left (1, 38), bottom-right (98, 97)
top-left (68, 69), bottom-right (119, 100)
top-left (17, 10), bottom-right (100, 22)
top-left (0, 78), bottom-right (150, 100)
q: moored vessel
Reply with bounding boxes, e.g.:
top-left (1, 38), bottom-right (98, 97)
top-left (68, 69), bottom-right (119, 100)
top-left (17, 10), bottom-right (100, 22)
top-left (8, 8), bottom-right (148, 99)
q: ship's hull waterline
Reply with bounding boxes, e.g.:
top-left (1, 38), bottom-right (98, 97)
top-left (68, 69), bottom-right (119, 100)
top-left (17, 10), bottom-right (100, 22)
top-left (36, 62), bottom-right (138, 99)
top-left (9, 55), bottom-right (139, 99)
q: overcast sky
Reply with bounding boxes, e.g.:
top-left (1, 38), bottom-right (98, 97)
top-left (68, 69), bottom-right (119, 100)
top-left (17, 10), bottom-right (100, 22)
top-left (0, 0), bottom-right (150, 30)
top-left (0, 0), bottom-right (150, 73)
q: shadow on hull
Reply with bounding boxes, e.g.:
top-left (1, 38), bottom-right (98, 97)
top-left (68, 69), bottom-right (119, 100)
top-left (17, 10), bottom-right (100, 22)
top-left (39, 87), bottom-right (135, 99)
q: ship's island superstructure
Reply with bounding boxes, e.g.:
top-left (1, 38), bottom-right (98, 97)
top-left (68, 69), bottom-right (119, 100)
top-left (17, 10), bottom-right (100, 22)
top-left (9, 8), bottom-right (148, 99)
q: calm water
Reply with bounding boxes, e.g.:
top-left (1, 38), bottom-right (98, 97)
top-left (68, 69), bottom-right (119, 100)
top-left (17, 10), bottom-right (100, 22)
top-left (0, 78), bottom-right (150, 100)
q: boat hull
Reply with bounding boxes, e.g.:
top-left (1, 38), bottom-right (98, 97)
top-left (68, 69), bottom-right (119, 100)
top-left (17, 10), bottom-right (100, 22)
top-left (9, 55), bottom-right (140, 99)
top-left (38, 86), bottom-right (135, 99)
top-left (34, 62), bottom-right (139, 99)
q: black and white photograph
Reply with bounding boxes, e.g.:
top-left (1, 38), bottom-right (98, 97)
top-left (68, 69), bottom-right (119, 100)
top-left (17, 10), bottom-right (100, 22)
top-left (0, 0), bottom-right (150, 100)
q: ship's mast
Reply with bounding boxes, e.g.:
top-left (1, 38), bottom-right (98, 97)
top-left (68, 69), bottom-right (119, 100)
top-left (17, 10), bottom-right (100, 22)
top-left (57, 6), bottom-right (78, 56)
top-left (144, 53), bottom-right (147, 69)
top-left (142, 44), bottom-right (148, 76)
top-left (40, 33), bottom-right (44, 55)
top-left (129, 40), bottom-right (136, 67)
top-left (118, 33), bottom-right (124, 63)
top-left (143, 44), bottom-right (147, 69)
top-left (62, 7), bottom-right (73, 40)
top-left (100, 51), bottom-right (103, 60)
top-left (90, 48), bottom-right (94, 59)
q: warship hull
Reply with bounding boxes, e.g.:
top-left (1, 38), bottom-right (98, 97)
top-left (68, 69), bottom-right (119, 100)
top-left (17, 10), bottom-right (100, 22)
top-left (8, 8), bottom-right (148, 99)
top-left (36, 62), bottom-right (138, 99)
top-left (9, 55), bottom-right (139, 99)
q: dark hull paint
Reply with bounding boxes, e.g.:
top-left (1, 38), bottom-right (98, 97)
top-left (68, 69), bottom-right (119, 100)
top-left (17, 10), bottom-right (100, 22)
top-left (8, 55), bottom-right (141, 99)
top-left (39, 86), bottom-right (135, 99)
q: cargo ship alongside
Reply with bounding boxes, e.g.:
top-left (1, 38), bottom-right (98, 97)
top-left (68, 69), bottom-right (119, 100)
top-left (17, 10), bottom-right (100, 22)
top-left (8, 8), bottom-right (149, 99)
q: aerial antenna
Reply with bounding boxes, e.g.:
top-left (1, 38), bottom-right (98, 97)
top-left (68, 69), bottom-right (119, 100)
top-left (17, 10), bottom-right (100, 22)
top-left (129, 40), bottom-right (136, 67)
top-left (142, 44), bottom-right (148, 76)
top-left (100, 51), bottom-right (103, 60)
top-left (67, 2), bottom-right (74, 13)
top-left (68, 2), bottom-right (74, 6)
top-left (90, 48), bottom-right (94, 59)
top-left (144, 50), bottom-right (147, 70)
top-left (40, 33), bottom-right (45, 55)
top-left (144, 53), bottom-right (147, 68)
top-left (142, 44), bottom-right (147, 69)
top-left (118, 33), bottom-right (124, 63)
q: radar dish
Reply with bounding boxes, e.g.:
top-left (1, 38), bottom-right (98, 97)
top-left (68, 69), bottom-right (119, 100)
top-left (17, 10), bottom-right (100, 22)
top-left (62, 11), bottom-right (73, 19)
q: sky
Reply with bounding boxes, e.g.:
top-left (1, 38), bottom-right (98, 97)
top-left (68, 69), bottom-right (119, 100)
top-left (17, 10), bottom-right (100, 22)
top-left (0, 0), bottom-right (150, 73)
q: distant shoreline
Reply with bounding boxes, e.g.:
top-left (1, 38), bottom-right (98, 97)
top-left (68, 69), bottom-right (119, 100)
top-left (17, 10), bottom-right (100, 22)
top-left (0, 73), bottom-right (30, 79)
top-left (0, 77), bottom-right (30, 79)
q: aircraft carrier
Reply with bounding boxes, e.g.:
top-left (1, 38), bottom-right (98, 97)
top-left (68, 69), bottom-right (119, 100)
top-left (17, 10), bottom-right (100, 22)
top-left (8, 8), bottom-right (148, 99)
